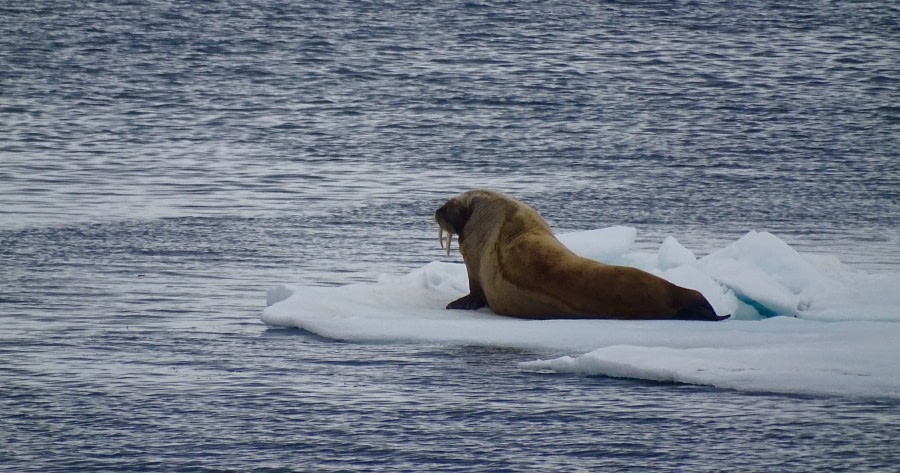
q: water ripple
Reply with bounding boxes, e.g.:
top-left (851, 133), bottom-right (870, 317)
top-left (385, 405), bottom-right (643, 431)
top-left (2, 1), bottom-right (900, 471)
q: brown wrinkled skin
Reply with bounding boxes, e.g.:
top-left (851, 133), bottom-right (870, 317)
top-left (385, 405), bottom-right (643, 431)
top-left (434, 190), bottom-right (729, 321)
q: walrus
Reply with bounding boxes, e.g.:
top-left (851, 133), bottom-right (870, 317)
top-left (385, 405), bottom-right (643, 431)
top-left (433, 190), bottom-right (729, 321)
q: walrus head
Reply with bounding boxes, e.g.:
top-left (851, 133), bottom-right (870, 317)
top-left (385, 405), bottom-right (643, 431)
top-left (434, 196), bottom-right (474, 255)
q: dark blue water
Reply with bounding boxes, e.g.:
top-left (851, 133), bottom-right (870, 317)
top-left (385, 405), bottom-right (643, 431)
top-left (2, 1), bottom-right (899, 471)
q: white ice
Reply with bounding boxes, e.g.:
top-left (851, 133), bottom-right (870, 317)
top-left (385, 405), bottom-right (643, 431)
top-left (261, 227), bottom-right (900, 398)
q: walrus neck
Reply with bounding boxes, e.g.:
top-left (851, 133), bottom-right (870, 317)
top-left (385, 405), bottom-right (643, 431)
top-left (457, 192), bottom-right (527, 256)
top-left (462, 208), bottom-right (503, 248)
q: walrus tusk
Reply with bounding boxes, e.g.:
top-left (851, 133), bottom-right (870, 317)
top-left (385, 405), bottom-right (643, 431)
top-left (438, 226), bottom-right (454, 255)
top-left (439, 227), bottom-right (453, 255)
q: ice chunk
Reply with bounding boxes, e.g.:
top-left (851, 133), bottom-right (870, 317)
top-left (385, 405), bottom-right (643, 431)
top-left (556, 226), bottom-right (635, 263)
top-left (261, 227), bottom-right (900, 397)
top-left (696, 231), bottom-right (828, 317)
top-left (519, 318), bottom-right (900, 398)
top-left (700, 231), bottom-right (824, 293)
top-left (266, 285), bottom-right (296, 306)
top-left (658, 236), bottom-right (696, 270)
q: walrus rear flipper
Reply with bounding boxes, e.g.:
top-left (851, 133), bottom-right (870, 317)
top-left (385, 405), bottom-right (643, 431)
top-left (675, 299), bottom-right (731, 321)
top-left (680, 313), bottom-right (731, 321)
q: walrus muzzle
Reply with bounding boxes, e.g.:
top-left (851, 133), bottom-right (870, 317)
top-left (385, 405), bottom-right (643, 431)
top-left (434, 197), bottom-right (469, 256)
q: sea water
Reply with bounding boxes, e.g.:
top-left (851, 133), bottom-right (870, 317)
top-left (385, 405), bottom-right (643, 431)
top-left (2, 1), bottom-right (899, 471)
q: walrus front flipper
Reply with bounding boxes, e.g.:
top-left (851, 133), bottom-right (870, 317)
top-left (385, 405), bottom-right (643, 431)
top-left (447, 293), bottom-right (486, 310)
top-left (675, 299), bottom-right (731, 321)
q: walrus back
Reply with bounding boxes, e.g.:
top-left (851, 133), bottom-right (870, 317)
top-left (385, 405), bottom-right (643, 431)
top-left (492, 233), bottom-right (725, 320)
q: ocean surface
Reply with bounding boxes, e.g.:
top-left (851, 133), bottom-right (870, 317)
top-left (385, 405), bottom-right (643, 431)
top-left (2, 1), bottom-right (899, 471)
